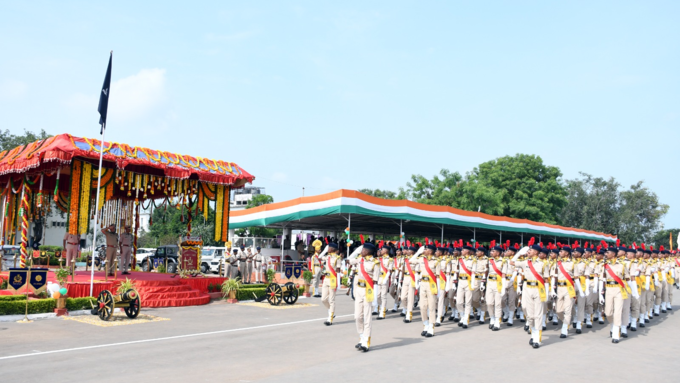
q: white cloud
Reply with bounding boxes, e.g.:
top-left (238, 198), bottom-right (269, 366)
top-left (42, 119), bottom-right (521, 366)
top-left (0, 79), bottom-right (28, 100)
top-left (66, 68), bottom-right (167, 122)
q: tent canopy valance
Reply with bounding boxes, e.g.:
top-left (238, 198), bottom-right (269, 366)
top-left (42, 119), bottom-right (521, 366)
top-left (230, 189), bottom-right (616, 243)
top-left (0, 134), bottom-right (254, 187)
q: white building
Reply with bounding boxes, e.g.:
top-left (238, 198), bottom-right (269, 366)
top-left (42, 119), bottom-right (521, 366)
top-left (231, 186), bottom-right (265, 211)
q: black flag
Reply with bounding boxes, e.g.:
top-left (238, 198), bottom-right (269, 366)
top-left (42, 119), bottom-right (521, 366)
top-left (98, 51), bottom-right (112, 133)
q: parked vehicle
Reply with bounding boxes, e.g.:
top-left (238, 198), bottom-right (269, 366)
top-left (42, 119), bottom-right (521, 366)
top-left (202, 247), bottom-right (226, 274)
top-left (1, 245), bottom-right (20, 271)
top-left (139, 245), bottom-right (179, 273)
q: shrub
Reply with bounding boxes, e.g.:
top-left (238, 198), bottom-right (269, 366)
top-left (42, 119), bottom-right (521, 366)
top-left (0, 295), bottom-right (26, 301)
top-left (0, 298), bottom-right (57, 315)
top-left (341, 277), bottom-right (349, 287)
top-left (302, 271), bottom-right (313, 284)
top-left (157, 264), bottom-right (166, 273)
top-left (39, 245), bottom-right (63, 252)
top-left (221, 277), bottom-right (241, 298)
top-left (65, 297), bottom-right (97, 311)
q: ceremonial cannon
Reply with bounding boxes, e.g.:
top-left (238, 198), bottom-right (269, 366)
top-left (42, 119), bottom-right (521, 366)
top-left (254, 282), bottom-right (299, 306)
top-left (92, 289), bottom-right (141, 321)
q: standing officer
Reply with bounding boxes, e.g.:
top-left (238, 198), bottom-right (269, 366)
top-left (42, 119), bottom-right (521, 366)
top-left (349, 242), bottom-right (380, 352)
top-left (321, 242), bottom-right (341, 325)
top-left (311, 239), bottom-right (323, 298)
top-left (62, 232), bottom-right (80, 274)
top-left (253, 246), bottom-right (264, 283)
top-left (376, 243), bottom-right (393, 319)
top-left (511, 238), bottom-right (550, 349)
top-left (237, 245), bottom-right (248, 282)
top-left (119, 225), bottom-right (134, 275)
top-left (101, 224), bottom-right (118, 277)
top-left (486, 241), bottom-right (507, 331)
top-left (417, 244), bottom-right (440, 337)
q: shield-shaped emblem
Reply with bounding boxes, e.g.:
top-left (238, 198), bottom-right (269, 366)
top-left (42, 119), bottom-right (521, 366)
top-left (153, 258), bottom-right (161, 268)
top-left (293, 265), bottom-right (302, 279)
top-left (8, 268), bottom-right (27, 292)
top-left (284, 265), bottom-right (293, 279)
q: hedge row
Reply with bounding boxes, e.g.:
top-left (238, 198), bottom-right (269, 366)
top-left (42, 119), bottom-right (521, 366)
top-left (0, 297), bottom-right (97, 315)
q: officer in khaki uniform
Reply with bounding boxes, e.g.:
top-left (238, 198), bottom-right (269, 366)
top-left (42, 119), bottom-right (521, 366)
top-left (486, 241), bottom-right (507, 331)
top-left (435, 247), bottom-right (451, 326)
top-left (62, 232), bottom-right (80, 273)
top-left (310, 239), bottom-right (324, 297)
top-left (416, 244), bottom-right (440, 337)
top-left (119, 225), bottom-right (133, 274)
top-left (551, 244), bottom-right (581, 338)
top-left (101, 224), bottom-right (118, 276)
top-left (599, 245), bottom-right (636, 344)
top-left (501, 243), bottom-right (519, 326)
top-left (511, 239), bottom-right (550, 349)
top-left (472, 245), bottom-right (489, 324)
top-left (321, 242), bottom-right (341, 325)
top-left (448, 243), bottom-right (462, 321)
top-left (400, 246), bottom-right (419, 322)
top-left (375, 244), bottom-right (393, 319)
top-left (349, 242), bottom-right (380, 352)
top-left (637, 245), bottom-right (650, 326)
top-left (455, 244), bottom-right (477, 328)
top-left (389, 248), bottom-right (402, 312)
top-left (623, 246), bottom-right (641, 333)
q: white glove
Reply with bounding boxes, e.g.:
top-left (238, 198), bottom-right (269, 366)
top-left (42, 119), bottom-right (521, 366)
top-left (451, 282), bottom-right (457, 292)
top-left (662, 272), bottom-right (667, 282)
top-left (480, 282), bottom-right (486, 292)
top-left (576, 279), bottom-right (585, 297)
top-left (654, 274), bottom-right (661, 287)
top-left (500, 284), bottom-right (506, 298)
top-left (628, 280), bottom-right (639, 299)
top-left (599, 294), bottom-right (605, 305)
top-left (672, 269), bottom-right (676, 279)
top-left (592, 277), bottom-right (599, 294)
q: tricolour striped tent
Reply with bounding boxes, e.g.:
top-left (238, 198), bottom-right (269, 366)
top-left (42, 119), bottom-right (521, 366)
top-left (230, 190), bottom-right (616, 243)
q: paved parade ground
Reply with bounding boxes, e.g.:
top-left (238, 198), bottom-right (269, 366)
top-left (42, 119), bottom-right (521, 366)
top-left (1, 293), bottom-right (679, 383)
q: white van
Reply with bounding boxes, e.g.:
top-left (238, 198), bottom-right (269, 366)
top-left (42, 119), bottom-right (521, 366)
top-left (201, 247), bottom-right (226, 274)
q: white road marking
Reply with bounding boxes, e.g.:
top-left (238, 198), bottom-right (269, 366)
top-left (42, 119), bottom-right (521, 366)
top-left (0, 314), bottom-right (353, 361)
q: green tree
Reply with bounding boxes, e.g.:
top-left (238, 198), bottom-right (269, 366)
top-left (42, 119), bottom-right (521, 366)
top-left (649, 228), bottom-right (680, 250)
top-left (246, 194), bottom-right (273, 208)
top-left (618, 181), bottom-right (669, 244)
top-left (358, 188), bottom-right (400, 199)
top-left (0, 129), bottom-right (50, 151)
top-left (139, 199), bottom-right (219, 247)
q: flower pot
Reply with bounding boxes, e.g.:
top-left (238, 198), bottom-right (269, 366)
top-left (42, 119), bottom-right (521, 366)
top-left (228, 290), bottom-right (236, 300)
top-left (56, 297), bottom-right (67, 309)
top-left (303, 283), bottom-right (311, 297)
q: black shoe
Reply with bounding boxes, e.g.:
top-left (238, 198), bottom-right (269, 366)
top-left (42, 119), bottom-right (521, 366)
top-left (361, 346), bottom-right (369, 352)
top-left (458, 322), bottom-right (463, 327)
top-left (489, 324), bottom-right (493, 329)
top-left (372, 312), bottom-right (378, 316)
top-left (621, 333), bottom-right (628, 338)
top-left (548, 315), bottom-right (553, 321)
top-left (612, 339), bottom-right (619, 344)
top-left (507, 322), bottom-right (513, 327)
top-left (524, 325), bottom-right (529, 331)
top-left (560, 334), bottom-right (567, 338)
top-left (479, 320), bottom-right (485, 325)
top-left (654, 313), bottom-right (659, 316)
top-left (639, 323), bottom-right (645, 328)
top-left (400, 312), bottom-right (406, 317)
top-left (529, 338), bottom-right (534, 346)
top-left (572, 323), bottom-right (576, 329)
top-left (426, 333), bottom-right (433, 338)
top-left (662, 310), bottom-right (667, 314)
top-left (421, 331), bottom-right (427, 336)
top-left (391, 309), bottom-right (397, 313)
top-left (599, 320), bottom-right (605, 324)
top-left (629, 326), bottom-right (636, 332)
top-left (324, 321), bottom-right (331, 326)
top-left (435, 322), bottom-right (441, 327)
top-left (520, 319), bottom-right (526, 323)
top-left (516, 313), bottom-right (520, 319)
top-left (576, 329), bottom-right (582, 334)
top-left (532, 343), bottom-right (540, 349)
top-left (627, 324), bottom-right (631, 329)
top-left (542, 326), bottom-right (546, 331)
top-left (586, 324), bottom-right (592, 328)
top-left (376, 317), bottom-right (384, 320)
top-left (453, 317), bottom-right (460, 322)
top-left (355, 343), bottom-right (362, 349)
top-left (609, 331), bottom-right (612, 338)
top-left (462, 324), bottom-right (468, 329)
top-left (403, 319), bottom-right (411, 323)
top-left (449, 316), bottom-right (455, 321)
top-left (668, 306), bottom-right (673, 310)
top-left (492, 327), bottom-right (499, 331)
top-left (645, 319), bottom-right (650, 323)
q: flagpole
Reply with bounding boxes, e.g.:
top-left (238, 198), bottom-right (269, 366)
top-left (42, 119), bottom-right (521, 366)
top-left (89, 123), bottom-right (106, 297)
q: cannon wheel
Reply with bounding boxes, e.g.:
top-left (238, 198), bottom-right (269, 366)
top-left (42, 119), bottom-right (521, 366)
top-left (265, 283), bottom-right (283, 306)
top-left (283, 282), bottom-right (299, 305)
top-left (124, 290), bottom-right (141, 319)
top-left (97, 290), bottom-right (114, 321)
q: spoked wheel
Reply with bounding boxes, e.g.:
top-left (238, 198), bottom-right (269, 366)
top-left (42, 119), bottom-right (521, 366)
top-left (124, 290), bottom-right (141, 319)
top-left (265, 283), bottom-right (283, 305)
top-left (97, 290), bottom-right (114, 321)
top-left (283, 282), bottom-right (299, 305)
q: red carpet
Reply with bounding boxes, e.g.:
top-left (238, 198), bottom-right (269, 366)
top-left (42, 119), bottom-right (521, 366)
top-left (0, 270), bottom-right (226, 308)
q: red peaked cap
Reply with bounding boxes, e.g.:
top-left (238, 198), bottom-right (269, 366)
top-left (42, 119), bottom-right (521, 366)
top-left (475, 242), bottom-right (479, 249)
top-left (573, 240), bottom-right (579, 248)
top-left (632, 242), bottom-right (638, 250)
top-left (528, 237), bottom-right (535, 246)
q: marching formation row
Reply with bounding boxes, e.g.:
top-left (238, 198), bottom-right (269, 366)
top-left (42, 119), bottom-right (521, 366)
top-left (309, 239), bottom-right (677, 351)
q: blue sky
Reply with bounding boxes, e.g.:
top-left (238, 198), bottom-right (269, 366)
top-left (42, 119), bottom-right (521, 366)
top-left (1, 2), bottom-right (678, 229)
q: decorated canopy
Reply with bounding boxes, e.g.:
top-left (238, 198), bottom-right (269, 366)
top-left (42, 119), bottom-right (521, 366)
top-left (230, 189), bottom-right (616, 243)
top-left (0, 134), bottom-right (255, 268)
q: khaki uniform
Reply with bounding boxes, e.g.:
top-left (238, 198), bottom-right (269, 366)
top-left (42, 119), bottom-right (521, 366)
top-left (119, 232), bottom-right (133, 273)
top-left (472, 256), bottom-right (488, 313)
top-left (573, 258), bottom-right (589, 325)
top-left (349, 256), bottom-right (380, 348)
top-left (436, 256), bottom-right (451, 323)
top-left (376, 256), bottom-right (393, 317)
top-left (63, 233), bottom-right (80, 268)
top-left (224, 251), bottom-right (237, 278)
top-left (600, 259), bottom-right (630, 341)
top-left (253, 251), bottom-right (264, 283)
top-left (623, 259), bottom-right (640, 329)
top-left (400, 256), bottom-right (418, 321)
top-left (237, 250), bottom-right (248, 282)
top-left (486, 257), bottom-right (508, 327)
top-left (312, 253), bottom-right (323, 296)
top-left (552, 259), bottom-right (579, 330)
top-left (638, 259), bottom-right (650, 321)
top-left (515, 257), bottom-right (550, 344)
top-left (591, 259), bottom-right (605, 321)
top-left (455, 256), bottom-right (477, 325)
top-left (501, 256), bottom-right (517, 323)
top-left (446, 255), bottom-right (459, 319)
top-left (103, 230), bottom-right (118, 275)
top-left (389, 256), bottom-right (402, 305)
top-left (321, 253), bottom-right (342, 321)
top-left (416, 255), bottom-right (441, 335)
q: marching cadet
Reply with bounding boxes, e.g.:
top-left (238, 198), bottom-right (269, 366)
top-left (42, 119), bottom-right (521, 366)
top-left (456, 243), bottom-right (477, 329)
top-left (349, 242), bottom-right (380, 352)
top-left (660, 248), bottom-right (672, 312)
top-left (590, 247), bottom-right (606, 324)
top-left (435, 247), bottom-right (450, 326)
top-left (644, 246), bottom-right (656, 320)
top-left (101, 224), bottom-right (119, 277)
top-left (473, 244), bottom-right (489, 324)
top-left (551, 243), bottom-right (581, 338)
top-left (376, 243), bottom-right (393, 319)
top-left (510, 238), bottom-right (550, 349)
top-left (580, 246), bottom-right (596, 328)
top-left (447, 242), bottom-right (462, 321)
top-left (416, 244), bottom-right (440, 337)
top-left (546, 244), bottom-right (559, 327)
top-left (119, 225), bottom-right (133, 275)
top-left (599, 244), bottom-right (637, 344)
top-left (311, 239), bottom-right (324, 298)
top-left (651, 247), bottom-right (663, 316)
top-left (486, 241), bottom-right (507, 331)
top-left (253, 246), bottom-right (264, 283)
top-left (624, 245), bottom-right (641, 332)
top-left (636, 244), bottom-right (650, 327)
top-left (389, 247), bottom-right (403, 312)
top-left (501, 243), bottom-right (519, 326)
top-left (400, 246), bottom-right (419, 323)
top-left (321, 242), bottom-right (341, 325)
top-left (572, 244), bottom-right (591, 332)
